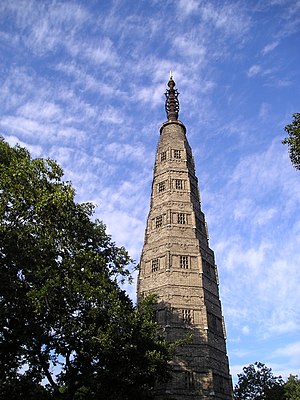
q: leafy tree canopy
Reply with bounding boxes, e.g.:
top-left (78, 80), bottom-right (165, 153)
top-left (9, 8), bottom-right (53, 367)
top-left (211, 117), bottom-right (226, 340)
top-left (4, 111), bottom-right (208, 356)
top-left (282, 112), bottom-right (300, 170)
top-left (284, 375), bottom-right (300, 400)
top-left (234, 363), bottom-right (300, 400)
top-left (0, 138), bottom-right (171, 399)
top-left (233, 362), bottom-right (284, 400)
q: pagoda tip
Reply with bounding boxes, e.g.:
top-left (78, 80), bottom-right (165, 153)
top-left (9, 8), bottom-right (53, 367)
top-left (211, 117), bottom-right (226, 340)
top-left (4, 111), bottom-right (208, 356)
top-left (165, 73), bottom-right (180, 121)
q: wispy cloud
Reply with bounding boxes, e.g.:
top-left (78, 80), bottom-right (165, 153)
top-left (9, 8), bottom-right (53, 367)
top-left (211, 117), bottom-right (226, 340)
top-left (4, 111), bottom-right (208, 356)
top-left (272, 341), bottom-right (300, 360)
top-left (206, 135), bottom-right (300, 346)
top-left (173, 35), bottom-right (207, 61)
top-left (0, 1), bottom-right (89, 54)
top-left (81, 38), bottom-right (119, 66)
top-left (259, 102), bottom-right (270, 119)
top-left (18, 101), bottom-right (63, 122)
top-left (247, 64), bottom-right (262, 77)
top-left (262, 40), bottom-right (279, 55)
top-left (104, 142), bottom-right (147, 162)
top-left (177, 0), bottom-right (199, 16)
top-left (199, 2), bottom-right (250, 37)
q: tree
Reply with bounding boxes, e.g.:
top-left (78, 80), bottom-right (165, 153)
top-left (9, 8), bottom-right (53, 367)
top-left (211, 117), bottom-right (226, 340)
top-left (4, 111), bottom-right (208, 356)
top-left (284, 375), bottom-right (300, 400)
top-left (0, 138), bottom-right (171, 399)
top-left (282, 112), bottom-right (300, 170)
top-left (233, 362), bottom-right (284, 400)
top-left (0, 375), bottom-right (52, 400)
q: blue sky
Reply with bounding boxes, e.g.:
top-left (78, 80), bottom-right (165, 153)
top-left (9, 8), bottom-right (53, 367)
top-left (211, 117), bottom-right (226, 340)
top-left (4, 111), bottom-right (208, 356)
top-left (1, 0), bottom-right (300, 384)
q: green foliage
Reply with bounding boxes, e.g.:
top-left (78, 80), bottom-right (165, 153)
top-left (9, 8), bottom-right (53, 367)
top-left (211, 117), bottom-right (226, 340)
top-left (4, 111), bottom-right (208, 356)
top-left (282, 112), bottom-right (300, 170)
top-left (0, 375), bottom-right (52, 400)
top-left (233, 362), bottom-right (284, 400)
top-left (0, 138), bottom-right (171, 399)
top-left (234, 363), bottom-right (300, 400)
top-left (284, 375), bottom-right (300, 400)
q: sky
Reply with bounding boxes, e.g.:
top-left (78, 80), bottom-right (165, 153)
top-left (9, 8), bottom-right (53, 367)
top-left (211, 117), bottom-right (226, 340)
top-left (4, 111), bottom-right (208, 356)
top-left (1, 0), bottom-right (300, 384)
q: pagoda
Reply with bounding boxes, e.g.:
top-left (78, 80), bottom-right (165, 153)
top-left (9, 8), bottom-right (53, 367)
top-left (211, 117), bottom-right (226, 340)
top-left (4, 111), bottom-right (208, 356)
top-left (137, 76), bottom-right (233, 399)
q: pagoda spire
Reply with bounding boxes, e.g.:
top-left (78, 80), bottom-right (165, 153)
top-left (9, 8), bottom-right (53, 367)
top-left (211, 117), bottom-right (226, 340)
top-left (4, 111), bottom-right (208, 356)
top-left (138, 77), bottom-right (233, 399)
top-left (165, 74), bottom-right (180, 121)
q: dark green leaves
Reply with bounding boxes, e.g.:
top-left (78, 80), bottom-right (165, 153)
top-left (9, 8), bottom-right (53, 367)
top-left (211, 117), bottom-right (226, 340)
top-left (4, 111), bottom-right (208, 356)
top-left (234, 362), bottom-right (284, 400)
top-left (282, 112), bottom-right (300, 171)
top-left (0, 138), bottom-right (171, 399)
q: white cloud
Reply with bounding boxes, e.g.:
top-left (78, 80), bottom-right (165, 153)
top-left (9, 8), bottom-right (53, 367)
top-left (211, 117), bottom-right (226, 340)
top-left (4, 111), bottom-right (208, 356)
top-left (55, 62), bottom-right (121, 96)
top-left (1, 114), bottom-right (87, 146)
top-left (1, 116), bottom-right (44, 137)
top-left (173, 35), bottom-right (207, 61)
top-left (200, 2), bottom-right (250, 36)
top-left (0, 1), bottom-right (120, 69)
top-left (222, 241), bottom-right (271, 274)
top-left (272, 341), bottom-right (300, 359)
top-left (242, 326), bottom-right (250, 335)
top-left (99, 208), bottom-right (145, 256)
top-left (247, 64), bottom-right (261, 77)
top-left (105, 142), bottom-right (146, 162)
top-left (208, 135), bottom-right (300, 347)
top-left (230, 348), bottom-right (251, 358)
top-left (230, 364), bottom-right (246, 383)
top-left (259, 102), bottom-right (270, 119)
top-left (267, 342), bottom-right (300, 378)
top-left (177, 0), bottom-right (199, 16)
top-left (135, 83), bottom-right (166, 108)
top-left (278, 0), bottom-right (300, 38)
top-left (229, 138), bottom-right (300, 218)
top-left (262, 40), bottom-right (279, 55)
top-left (57, 127), bottom-right (86, 143)
top-left (221, 234), bottom-right (300, 338)
top-left (233, 198), bottom-right (253, 221)
top-left (269, 78), bottom-right (292, 87)
top-left (82, 38), bottom-right (119, 66)
top-left (18, 101), bottom-right (63, 121)
top-left (4, 1), bottom-right (88, 54)
top-left (254, 207), bottom-right (276, 225)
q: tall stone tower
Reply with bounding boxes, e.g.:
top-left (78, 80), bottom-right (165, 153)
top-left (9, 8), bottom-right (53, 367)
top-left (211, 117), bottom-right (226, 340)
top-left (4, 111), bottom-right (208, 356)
top-left (137, 76), bottom-right (232, 400)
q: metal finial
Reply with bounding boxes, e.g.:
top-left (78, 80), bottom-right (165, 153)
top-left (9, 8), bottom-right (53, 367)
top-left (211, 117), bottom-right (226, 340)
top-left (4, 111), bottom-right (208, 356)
top-left (165, 75), bottom-right (180, 121)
